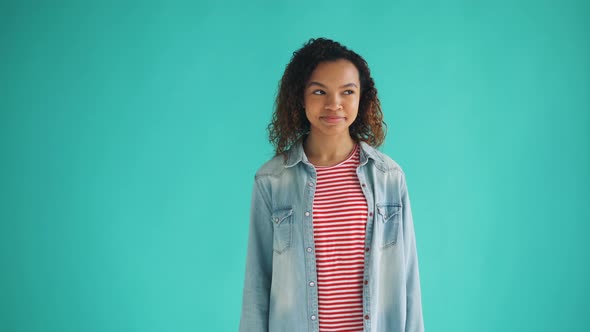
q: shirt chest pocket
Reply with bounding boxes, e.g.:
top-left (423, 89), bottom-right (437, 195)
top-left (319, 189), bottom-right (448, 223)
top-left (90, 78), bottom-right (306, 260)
top-left (271, 207), bottom-right (293, 254)
top-left (376, 203), bottom-right (402, 248)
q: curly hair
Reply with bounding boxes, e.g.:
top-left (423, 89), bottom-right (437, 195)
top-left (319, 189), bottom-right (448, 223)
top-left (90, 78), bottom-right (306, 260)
top-left (268, 37), bottom-right (386, 155)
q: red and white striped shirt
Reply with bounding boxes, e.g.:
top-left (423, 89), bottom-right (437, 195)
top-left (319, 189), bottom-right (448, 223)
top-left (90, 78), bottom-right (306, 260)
top-left (312, 144), bottom-right (367, 332)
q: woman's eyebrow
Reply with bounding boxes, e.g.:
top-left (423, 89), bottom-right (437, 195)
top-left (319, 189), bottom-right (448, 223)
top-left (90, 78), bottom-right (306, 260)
top-left (340, 83), bottom-right (359, 88)
top-left (307, 81), bottom-right (359, 88)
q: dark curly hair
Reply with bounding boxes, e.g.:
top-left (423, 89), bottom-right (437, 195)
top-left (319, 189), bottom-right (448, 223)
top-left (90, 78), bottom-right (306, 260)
top-left (268, 37), bottom-right (386, 155)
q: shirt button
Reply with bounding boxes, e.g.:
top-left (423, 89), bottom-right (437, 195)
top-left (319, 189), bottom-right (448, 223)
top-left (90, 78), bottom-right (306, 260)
top-left (305, 211), bottom-right (310, 216)
top-left (362, 183), bottom-right (366, 187)
top-left (311, 315), bottom-right (317, 320)
top-left (309, 281), bottom-right (315, 287)
top-left (364, 280), bottom-right (368, 285)
top-left (369, 212), bottom-right (373, 217)
top-left (365, 315), bottom-right (370, 320)
top-left (308, 182), bottom-right (314, 187)
top-left (307, 247), bottom-right (313, 253)
top-left (365, 247), bottom-right (370, 252)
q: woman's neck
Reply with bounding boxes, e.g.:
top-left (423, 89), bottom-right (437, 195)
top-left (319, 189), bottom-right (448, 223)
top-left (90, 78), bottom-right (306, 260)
top-left (303, 133), bottom-right (356, 167)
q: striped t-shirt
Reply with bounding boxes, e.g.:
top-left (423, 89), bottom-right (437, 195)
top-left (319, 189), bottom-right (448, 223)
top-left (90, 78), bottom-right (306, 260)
top-left (312, 144), bottom-right (368, 332)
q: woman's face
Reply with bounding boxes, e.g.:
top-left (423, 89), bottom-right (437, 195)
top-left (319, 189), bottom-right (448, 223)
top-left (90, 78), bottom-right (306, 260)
top-left (303, 59), bottom-right (361, 139)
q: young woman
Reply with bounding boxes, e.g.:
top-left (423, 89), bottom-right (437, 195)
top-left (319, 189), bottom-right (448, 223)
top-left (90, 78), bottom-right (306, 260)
top-left (240, 38), bottom-right (424, 332)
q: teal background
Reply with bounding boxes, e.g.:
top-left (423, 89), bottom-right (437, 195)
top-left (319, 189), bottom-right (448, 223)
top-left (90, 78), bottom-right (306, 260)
top-left (1, 1), bottom-right (589, 331)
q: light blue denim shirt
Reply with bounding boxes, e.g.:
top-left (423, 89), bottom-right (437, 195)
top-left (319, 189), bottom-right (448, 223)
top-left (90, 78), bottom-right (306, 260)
top-left (240, 139), bottom-right (424, 332)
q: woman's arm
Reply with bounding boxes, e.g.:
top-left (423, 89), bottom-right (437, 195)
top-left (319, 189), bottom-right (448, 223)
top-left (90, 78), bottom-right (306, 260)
top-left (401, 174), bottom-right (425, 332)
top-left (239, 178), bottom-right (273, 332)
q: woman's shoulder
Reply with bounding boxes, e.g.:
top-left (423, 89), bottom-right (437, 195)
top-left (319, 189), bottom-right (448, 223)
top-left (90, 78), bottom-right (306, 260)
top-left (253, 140), bottom-right (305, 179)
top-left (360, 142), bottom-right (405, 175)
top-left (253, 153), bottom-right (288, 179)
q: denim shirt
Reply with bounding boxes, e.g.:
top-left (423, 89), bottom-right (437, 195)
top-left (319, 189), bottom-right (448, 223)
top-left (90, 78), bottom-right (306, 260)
top-left (240, 140), bottom-right (424, 332)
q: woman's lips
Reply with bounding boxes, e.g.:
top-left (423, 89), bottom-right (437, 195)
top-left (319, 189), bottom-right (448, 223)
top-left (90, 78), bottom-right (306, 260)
top-left (320, 116), bottom-right (345, 124)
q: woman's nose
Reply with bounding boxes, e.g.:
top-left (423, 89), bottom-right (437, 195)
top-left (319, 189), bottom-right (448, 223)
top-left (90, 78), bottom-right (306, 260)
top-left (324, 94), bottom-right (343, 110)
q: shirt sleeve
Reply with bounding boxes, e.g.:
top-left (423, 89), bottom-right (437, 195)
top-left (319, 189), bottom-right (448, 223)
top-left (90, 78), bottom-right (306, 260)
top-left (239, 177), bottom-right (273, 332)
top-left (401, 173), bottom-right (425, 332)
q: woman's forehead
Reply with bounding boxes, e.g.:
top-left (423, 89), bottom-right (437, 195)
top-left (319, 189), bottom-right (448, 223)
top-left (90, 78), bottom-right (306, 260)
top-left (308, 59), bottom-right (360, 85)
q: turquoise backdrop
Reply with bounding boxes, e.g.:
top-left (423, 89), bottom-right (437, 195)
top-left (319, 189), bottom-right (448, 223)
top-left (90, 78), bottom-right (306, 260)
top-left (1, 1), bottom-right (589, 331)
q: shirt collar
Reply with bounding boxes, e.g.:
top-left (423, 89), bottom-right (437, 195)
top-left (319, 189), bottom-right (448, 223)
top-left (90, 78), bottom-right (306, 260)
top-left (284, 137), bottom-right (383, 168)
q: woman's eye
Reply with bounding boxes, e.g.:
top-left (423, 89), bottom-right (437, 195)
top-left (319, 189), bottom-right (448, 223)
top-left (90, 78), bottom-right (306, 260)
top-left (343, 90), bottom-right (355, 95)
top-left (312, 90), bottom-right (325, 95)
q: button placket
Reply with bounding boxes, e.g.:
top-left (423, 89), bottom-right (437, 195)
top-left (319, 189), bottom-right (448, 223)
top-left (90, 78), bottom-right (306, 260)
top-left (304, 174), bottom-right (319, 329)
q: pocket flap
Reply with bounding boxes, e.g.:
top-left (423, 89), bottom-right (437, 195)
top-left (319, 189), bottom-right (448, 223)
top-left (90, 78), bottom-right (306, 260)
top-left (376, 203), bottom-right (401, 222)
top-left (271, 207), bottom-right (293, 225)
